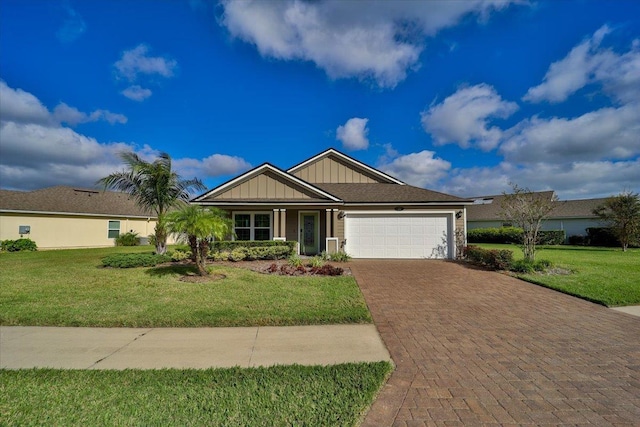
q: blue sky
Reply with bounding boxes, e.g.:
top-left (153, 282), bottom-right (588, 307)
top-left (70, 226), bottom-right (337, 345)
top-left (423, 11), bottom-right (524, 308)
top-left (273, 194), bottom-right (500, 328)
top-left (1, 0), bottom-right (638, 199)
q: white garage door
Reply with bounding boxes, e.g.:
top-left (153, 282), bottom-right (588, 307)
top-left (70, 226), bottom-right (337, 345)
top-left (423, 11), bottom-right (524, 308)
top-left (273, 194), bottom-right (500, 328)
top-left (344, 214), bottom-right (451, 259)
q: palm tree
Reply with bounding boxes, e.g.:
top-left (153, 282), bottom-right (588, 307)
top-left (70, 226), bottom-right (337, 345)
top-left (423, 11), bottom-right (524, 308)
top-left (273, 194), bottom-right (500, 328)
top-left (166, 205), bottom-right (232, 276)
top-left (98, 151), bottom-right (206, 254)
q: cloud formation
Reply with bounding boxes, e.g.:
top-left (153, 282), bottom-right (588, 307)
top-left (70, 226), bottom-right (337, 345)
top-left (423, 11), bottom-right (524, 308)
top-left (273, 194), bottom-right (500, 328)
top-left (221, 0), bottom-right (517, 88)
top-left (378, 149), bottom-right (451, 188)
top-left (114, 44), bottom-right (177, 101)
top-left (336, 117), bottom-right (369, 150)
top-left (0, 81), bottom-right (249, 190)
top-left (421, 84), bottom-right (518, 150)
top-left (524, 25), bottom-right (640, 104)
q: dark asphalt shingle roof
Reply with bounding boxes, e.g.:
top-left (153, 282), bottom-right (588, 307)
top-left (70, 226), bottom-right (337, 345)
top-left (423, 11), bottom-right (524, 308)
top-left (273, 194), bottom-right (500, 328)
top-left (466, 191), bottom-right (606, 221)
top-left (315, 183), bottom-right (470, 204)
top-left (0, 186), bottom-right (155, 217)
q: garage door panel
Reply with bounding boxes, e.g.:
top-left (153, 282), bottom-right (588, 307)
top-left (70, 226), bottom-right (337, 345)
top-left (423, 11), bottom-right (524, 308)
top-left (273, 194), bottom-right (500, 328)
top-left (345, 214), bottom-right (451, 259)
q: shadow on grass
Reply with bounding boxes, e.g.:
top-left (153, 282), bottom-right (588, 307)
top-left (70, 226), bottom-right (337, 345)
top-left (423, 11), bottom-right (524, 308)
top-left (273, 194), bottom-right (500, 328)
top-left (145, 264), bottom-right (198, 277)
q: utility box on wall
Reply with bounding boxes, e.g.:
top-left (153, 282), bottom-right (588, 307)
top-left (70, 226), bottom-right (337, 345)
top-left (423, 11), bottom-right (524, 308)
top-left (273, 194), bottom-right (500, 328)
top-left (19, 225), bottom-right (31, 235)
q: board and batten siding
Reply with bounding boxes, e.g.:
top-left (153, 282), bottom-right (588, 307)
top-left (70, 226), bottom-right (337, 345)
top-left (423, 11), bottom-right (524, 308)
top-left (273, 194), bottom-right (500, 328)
top-left (210, 172), bottom-right (318, 200)
top-left (291, 156), bottom-right (383, 184)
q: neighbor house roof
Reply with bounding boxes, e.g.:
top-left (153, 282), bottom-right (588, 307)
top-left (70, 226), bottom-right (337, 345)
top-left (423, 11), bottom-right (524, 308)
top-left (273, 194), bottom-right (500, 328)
top-left (0, 186), bottom-right (154, 217)
top-left (316, 183), bottom-right (470, 204)
top-left (466, 191), bottom-right (605, 221)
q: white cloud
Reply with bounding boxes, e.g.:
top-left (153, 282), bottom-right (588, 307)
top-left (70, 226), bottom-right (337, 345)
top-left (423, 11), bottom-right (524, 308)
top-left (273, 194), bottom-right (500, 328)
top-left (173, 154), bottom-right (252, 179)
top-left (121, 85), bottom-right (153, 102)
top-left (1, 80), bottom-right (127, 127)
top-left (0, 80), bottom-right (52, 125)
top-left (378, 150), bottom-right (451, 188)
top-left (114, 44), bottom-right (177, 82)
top-left (53, 103), bottom-right (127, 126)
top-left (421, 84), bottom-right (518, 150)
top-left (0, 82), bottom-right (250, 190)
top-left (221, 0), bottom-right (518, 88)
top-left (501, 102), bottom-right (640, 163)
top-left (524, 25), bottom-right (640, 104)
top-left (56, 2), bottom-right (86, 43)
top-left (336, 117), bottom-right (370, 150)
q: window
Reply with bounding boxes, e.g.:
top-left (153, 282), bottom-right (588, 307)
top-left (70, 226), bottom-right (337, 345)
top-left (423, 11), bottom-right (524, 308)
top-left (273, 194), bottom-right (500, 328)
top-left (233, 212), bottom-right (272, 241)
top-left (108, 220), bottom-right (120, 238)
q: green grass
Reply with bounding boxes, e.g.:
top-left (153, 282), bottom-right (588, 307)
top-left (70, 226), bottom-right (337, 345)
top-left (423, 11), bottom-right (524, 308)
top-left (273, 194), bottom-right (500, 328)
top-left (0, 246), bottom-right (371, 327)
top-left (478, 244), bottom-right (640, 306)
top-left (0, 362), bottom-right (393, 427)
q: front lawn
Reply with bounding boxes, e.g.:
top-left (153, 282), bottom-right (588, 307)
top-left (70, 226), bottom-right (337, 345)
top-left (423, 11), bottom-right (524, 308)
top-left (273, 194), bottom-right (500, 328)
top-left (478, 244), bottom-right (640, 306)
top-left (0, 246), bottom-right (371, 327)
top-left (0, 362), bottom-right (392, 426)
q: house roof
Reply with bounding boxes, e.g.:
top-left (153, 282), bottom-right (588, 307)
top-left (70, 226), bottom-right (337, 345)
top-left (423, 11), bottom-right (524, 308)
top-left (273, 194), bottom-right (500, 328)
top-left (0, 186), bottom-right (154, 217)
top-left (192, 149), bottom-right (466, 206)
top-left (316, 183), bottom-right (470, 204)
top-left (466, 191), bottom-right (606, 221)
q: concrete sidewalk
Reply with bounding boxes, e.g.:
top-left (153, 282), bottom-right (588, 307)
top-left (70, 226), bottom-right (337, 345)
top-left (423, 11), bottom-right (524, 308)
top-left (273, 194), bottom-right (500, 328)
top-left (0, 324), bottom-right (391, 370)
top-left (611, 305), bottom-right (640, 317)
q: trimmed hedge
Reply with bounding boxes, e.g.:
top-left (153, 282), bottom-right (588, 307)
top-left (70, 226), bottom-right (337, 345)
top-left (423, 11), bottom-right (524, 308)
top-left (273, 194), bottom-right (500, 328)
top-left (537, 230), bottom-right (565, 245)
top-left (1, 238), bottom-right (38, 252)
top-left (211, 240), bottom-right (297, 254)
top-left (463, 245), bottom-right (513, 270)
top-left (212, 245), bottom-right (294, 262)
top-left (467, 227), bottom-right (523, 244)
top-left (586, 227), bottom-right (620, 247)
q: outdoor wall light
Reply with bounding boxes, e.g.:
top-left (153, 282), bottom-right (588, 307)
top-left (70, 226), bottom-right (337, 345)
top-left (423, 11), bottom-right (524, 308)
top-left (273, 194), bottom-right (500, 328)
top-left (337, 211), bottom-right (345, 219)
top-left (394, 207), bottom-right (404, 211)
top-left (455, 210), bottom-right (463, 219)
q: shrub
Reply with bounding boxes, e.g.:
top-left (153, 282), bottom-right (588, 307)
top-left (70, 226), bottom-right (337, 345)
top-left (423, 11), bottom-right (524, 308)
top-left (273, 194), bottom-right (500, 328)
top-left (463, 245), bottom-right (513, 270)
top-left (211, 240), bottom-right (297, 255)
top-left (586, 227), bottom-right (620, 247)
top-left (288, 254), bottom-right (303, 268)
top-left (329, 251), bottom-right (351, 262)
top-left (1, 238), bottom-right (38, 252)
top-left (101, 253), bottom-right (171, 268)
top-left (537, 230), bottom-right (565, 245)
top-left (211, 251), bottom-right (230, 261)
top-left (309, 256), bottom-right (325, 268)
top-left (510, 258), bottom-right (553, 273)
top-left (319, 251), bottom-right (330, 261)
top-left (467, 227), bottom-right (523, 244)
top-left (115, 231), bottom-right (140, 246)
top-left (568, 235), bottom-right (587, 246)
top-left (229, 248), bottom-right (248, 262)
top-left (245, 246), bottom-right (292, 260)
top-left (310, 264), bottom-right (344, 276)
top-left (169, 249), bottom-right (190, 262)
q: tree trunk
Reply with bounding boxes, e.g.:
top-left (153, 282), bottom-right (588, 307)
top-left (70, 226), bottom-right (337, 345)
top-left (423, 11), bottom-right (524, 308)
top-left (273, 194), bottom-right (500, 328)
top-left (197, 240), bottom-right (209, 276)
top-left (154, 220), bottom-right (168, 255)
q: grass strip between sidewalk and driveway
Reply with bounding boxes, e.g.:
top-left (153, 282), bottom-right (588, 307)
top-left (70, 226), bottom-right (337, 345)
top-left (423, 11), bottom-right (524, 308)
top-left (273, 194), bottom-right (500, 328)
top-left (0, 246), bottom-right (371, 327)
top-left (478, 244), bottom-right (640, 306)
top-left (0, 362), bottom-right (393, 427)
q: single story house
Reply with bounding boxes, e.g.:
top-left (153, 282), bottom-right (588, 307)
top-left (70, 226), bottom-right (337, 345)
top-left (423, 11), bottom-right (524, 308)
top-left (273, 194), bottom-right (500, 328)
top-left (0, 186), bottom-right (160, 249)
top-left (192, 148), bottom-right (470, 259)
top-left (466, 192), bottom-right (607, 240)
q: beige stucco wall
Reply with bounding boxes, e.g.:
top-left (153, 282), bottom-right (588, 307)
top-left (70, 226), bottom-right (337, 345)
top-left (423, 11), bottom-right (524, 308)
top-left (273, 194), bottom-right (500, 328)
top-left (0, 213), bottom-right (158, 249)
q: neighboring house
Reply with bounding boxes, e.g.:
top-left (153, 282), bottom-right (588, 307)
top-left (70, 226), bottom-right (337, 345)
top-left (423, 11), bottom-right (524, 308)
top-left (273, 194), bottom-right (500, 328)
top-left (0, 186), bottom-right (159, 249)
top-left (192, 148), bottom-right (470, 259)
top-left (466, 192), bottom-right (607, 240)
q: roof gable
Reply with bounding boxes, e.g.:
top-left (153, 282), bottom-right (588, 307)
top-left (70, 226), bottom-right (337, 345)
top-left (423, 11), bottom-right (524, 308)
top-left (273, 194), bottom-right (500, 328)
top-left (287, 148), bottom-right (404, 185)
top-left (192, 163), bottom-right (341, 204)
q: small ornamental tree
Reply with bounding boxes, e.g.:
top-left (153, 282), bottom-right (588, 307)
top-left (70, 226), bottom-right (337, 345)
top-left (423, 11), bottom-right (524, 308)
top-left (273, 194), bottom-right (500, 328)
top-left (166, 205), bottom-right (233, 276)
top-left (501, 184), bottom-right (557, 262)
top-left (98, 152), bottom-right (205, 255)
top-left (593, 191), bottom-right (640, 252)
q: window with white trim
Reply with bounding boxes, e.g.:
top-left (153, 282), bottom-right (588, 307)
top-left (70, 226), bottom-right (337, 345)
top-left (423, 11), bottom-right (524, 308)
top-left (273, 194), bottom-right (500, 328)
top-left (108, 220), bottom-right (120, 238)
top-left (233, 212), bottom-right (272, 241)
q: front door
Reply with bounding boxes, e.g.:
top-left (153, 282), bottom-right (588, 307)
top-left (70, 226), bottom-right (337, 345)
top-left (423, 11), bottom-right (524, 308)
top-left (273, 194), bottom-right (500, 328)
top-left (299, 212), bottom-right (319, 255)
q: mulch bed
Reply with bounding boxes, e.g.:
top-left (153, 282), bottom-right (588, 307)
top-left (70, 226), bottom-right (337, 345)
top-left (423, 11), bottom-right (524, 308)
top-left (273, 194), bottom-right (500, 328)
top-left (213, 259), bottom-right (352, 276)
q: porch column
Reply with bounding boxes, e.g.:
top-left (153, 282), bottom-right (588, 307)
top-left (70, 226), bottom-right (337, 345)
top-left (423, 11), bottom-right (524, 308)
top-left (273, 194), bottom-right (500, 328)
top-left (325, 209), bottom-right (332, 238)
top-left (279, 209), bottom-right (286, 239)
top-left (273, 209), bottom-right (280, 238)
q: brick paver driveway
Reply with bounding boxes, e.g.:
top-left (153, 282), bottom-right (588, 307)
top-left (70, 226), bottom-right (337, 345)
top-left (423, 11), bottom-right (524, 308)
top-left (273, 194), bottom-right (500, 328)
top-left (351, 260), bottom-right (640, 426)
